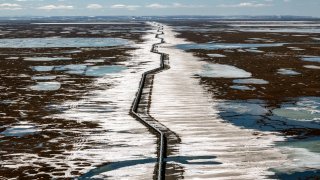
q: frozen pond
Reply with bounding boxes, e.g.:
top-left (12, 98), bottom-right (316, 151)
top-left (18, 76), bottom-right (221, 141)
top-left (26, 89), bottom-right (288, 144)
top-left (277, 68), bottom-right (301, 75)
top-left (230, 85), bottom-right (255, 91)
top-left (239, 28), bottom-right (320, 34)
top-left (233, 78), bottom-right (269, 84)
top-left (85, 65), bottom-right (126, 77)
top-left (85, 59), bottom-right (105, 63)
top-left (218, 97), bottom-right (320, 132)
top-left (55, 64), bottom-right (88, 75)
top-left (0, 38), bottom-right (132, 48)
top-left (198, 64), bottom-right (252, 78)
top-left (24, 57), bottom-right (72, 61)
top-left (32, 76), bottom-right (57, 80)
top-left (302, 56), bottom-right (320, 63)
top-left (272, 97), bottom-right (320, 122)
top-left (31, 64), bottom-right (126, 76)
top-left (29, 81), bottom-right (61, 91)
top-left (304, 65), bottom-right (320, 69)
top-left (31, 66), bottom-right (55, 72)
top-left (1, 124), bottom-right (40, 137)
top-left (245, 49), bottom-right (264, 53)
top-left (277, 137), bottom-right (320, 154)
top-left (207, 53), bottom-right (226, 58)
top-left (176, 43), bottom-right (285, 50)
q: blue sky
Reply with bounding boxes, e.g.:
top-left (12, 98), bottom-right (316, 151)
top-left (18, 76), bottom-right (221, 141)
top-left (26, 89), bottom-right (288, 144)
top-left (0, 0), bottom-right (319, 17)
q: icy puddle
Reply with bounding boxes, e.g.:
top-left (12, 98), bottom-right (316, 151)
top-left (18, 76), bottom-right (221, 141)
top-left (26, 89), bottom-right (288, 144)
top-left (207, 54), bottom-right (226, 58)
top-left (32, 76), bottom-right (57, 80)
top-left (29, 81), bottom-right (61, 91)
top-left (233, 78), bottom-right (269, 84)
top-left (85, 65), bottom-right (126, 77)
top-left (31, 64), bottom-right (126, 76)
top-left (304, 65), bottom-right (320, 69)
top-left (24, 57), bottom-right (72, 61)
top-left (288, 47), bottom-right (305, 51)
top-left (230, 85), bottom-right (255, 91)
top-left (301, 56), bottom-right (320, 63)
top-left (31, 66), bottom-right (55, 72)
top-left (1, 124), bottom-right (40, 137)
top-left (277, 68), bottom-right (301, 75)
top-left (0, 38), bottom-right (132, 48)
top-left (84, 59), bottom-right (105, 63)
top-left (245, 48), bottom-right (264, 53)
top-left (176, 42), bottom-right (285, 50)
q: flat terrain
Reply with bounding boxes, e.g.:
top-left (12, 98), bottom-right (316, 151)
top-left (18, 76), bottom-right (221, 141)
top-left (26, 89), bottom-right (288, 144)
top-left (1, 17), bottom-right (320, 179)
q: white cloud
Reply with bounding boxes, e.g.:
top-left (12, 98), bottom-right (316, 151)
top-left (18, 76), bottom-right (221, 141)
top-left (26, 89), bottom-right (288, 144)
top-left (0, 3), bottom-right (22, 10)
top-left (146, 3), bottom-right (168, 9)
top-left (172, 3), bottom-right (204, 8)
top-left (37, 5), bottom-right (74, 10)
top-left (218, 2), bottom-right (272, 8)
top-left (111, 4), bottom-right (140, 10)
top-left (87, 4), bottom-right (103, 9)
top-left (283, 0), bottom-right (291, 2)
top-left (146, 3), bottom-right (204, 9)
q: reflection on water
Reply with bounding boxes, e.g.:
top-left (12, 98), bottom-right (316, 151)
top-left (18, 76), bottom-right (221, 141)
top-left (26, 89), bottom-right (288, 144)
top-left (0, 38), bottom-right (132, 48)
